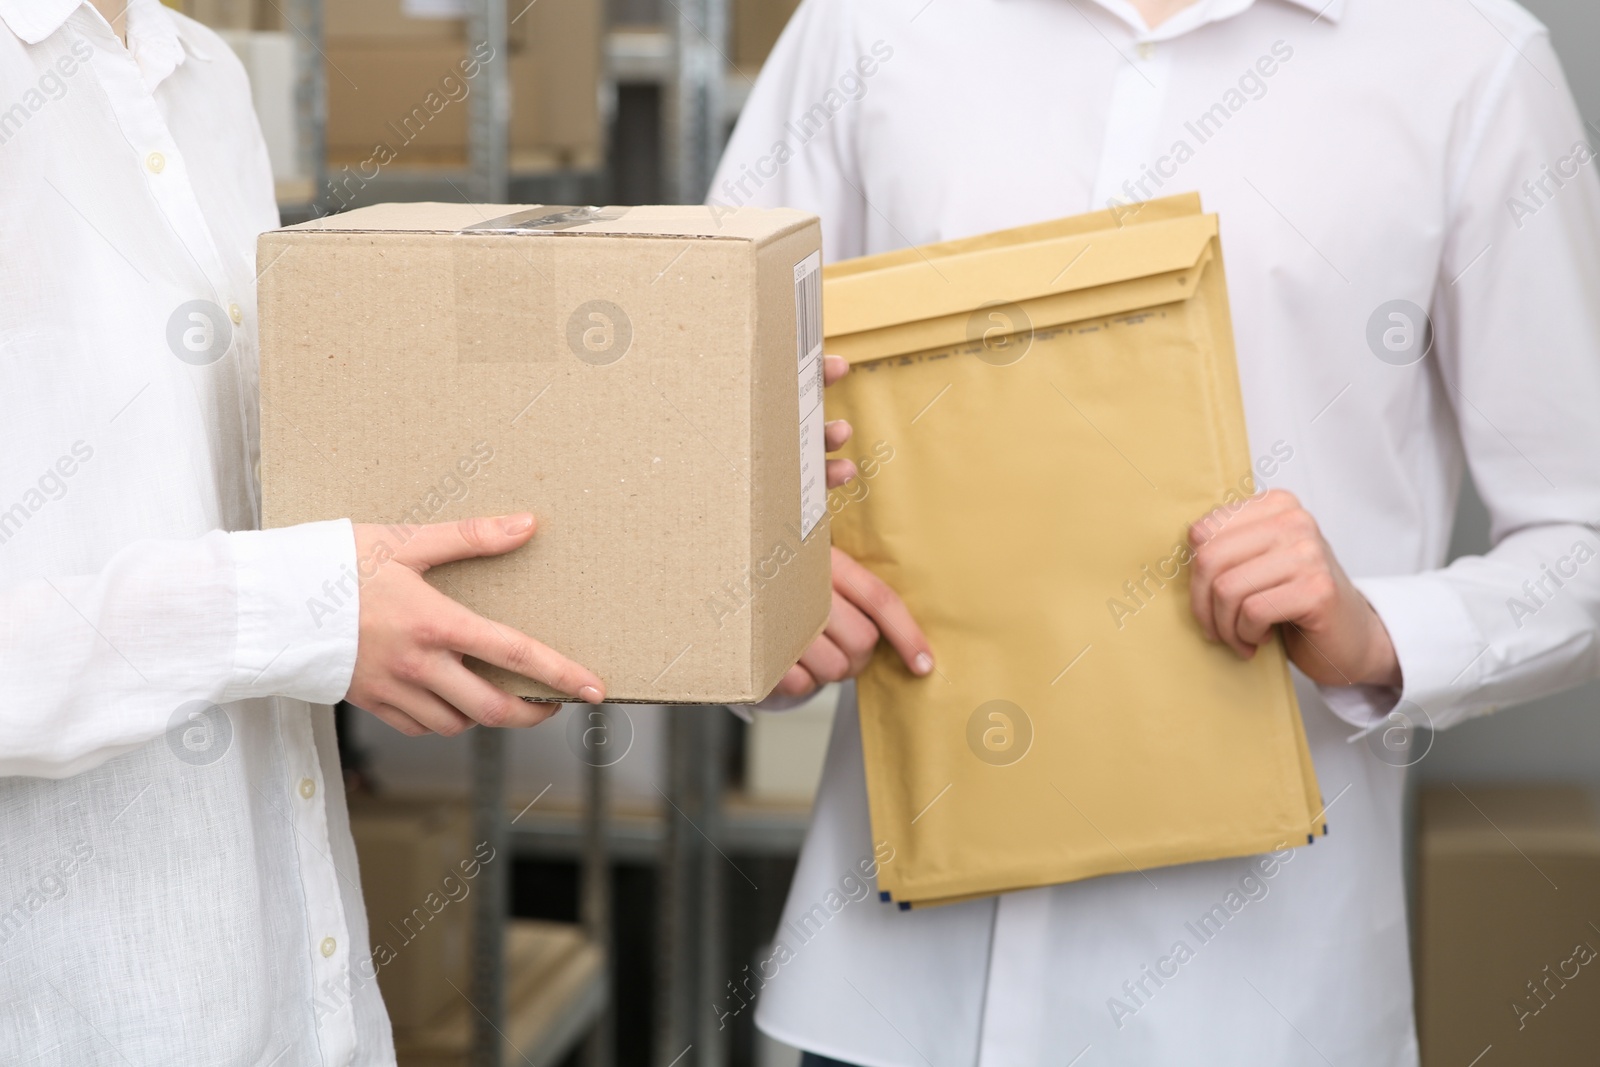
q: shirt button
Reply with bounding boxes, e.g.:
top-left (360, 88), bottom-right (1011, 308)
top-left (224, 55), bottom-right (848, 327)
top-left (320, 936), bottom-right (337, 958)
top-left (145, 151), bottom-right (165, 174)
top-left (229, 303), bottom-right (244, 326)
top-left (298, 777), bottom-right (316, 799)
top-left (1137, 42), bottom-right (1155, 60)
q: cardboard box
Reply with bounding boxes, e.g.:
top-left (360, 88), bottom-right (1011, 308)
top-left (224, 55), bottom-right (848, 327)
top-left (258, 202), bottom-right (831, 703)
top-left (393, 920), bottom-right (602, 1067)
top-left (509, 0), bottom-right (603, 161)
top-left (1417, 785), bottom-right (1600, 1065)
top-left (733, 0), bottom-right (800, 73)
top-left (348, 801), bottom-right (473, 1027)
top-left (325, 3), bottom-right (603, 167)
top-left (181, 0), bottom-right (255, 30)
top-left (325, 0), bottom-right (466, 42)
top-left (324, 41), bottom-right (476, 164)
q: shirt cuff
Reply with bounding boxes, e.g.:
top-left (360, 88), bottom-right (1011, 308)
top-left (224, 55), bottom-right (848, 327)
top-left (224, 519), bottom-right (360, 705)
top-left (1316, 572), bottom-right (1485, 733)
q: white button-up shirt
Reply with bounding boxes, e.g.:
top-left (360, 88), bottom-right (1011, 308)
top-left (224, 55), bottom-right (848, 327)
top-left (0, 1), bottom-right (390, 1063)
top-left (716, 0), bottom-right (1600, 1063)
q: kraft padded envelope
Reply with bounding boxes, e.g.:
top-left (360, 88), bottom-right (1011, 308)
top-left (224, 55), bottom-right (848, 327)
top-left (824, 194), bottom-right (1325, 906)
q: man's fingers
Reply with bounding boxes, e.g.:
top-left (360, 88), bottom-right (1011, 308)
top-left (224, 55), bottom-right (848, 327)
top-left (774, 662), bottom-right (821, 698)
top-left (1190, 519), bottom-right (1290, 582)
top-left (1188, 489), bottom-right (1302, 547)
top-left (823, 591), bottom-right (879, 674)
top-left (451, 611), bottom-right (605, 703)
top-left (799, 633), bottom-right (851, 686)
top-left (830, 548), bottom-right (933, 676)
top-left (827, 458), bottom-right (858, 489)
top-left (823, 354), bottom-right (850, 387)
top-left (1209, 552), bottom-right (1306, 653)
top-left (394, 514), bottom-right (539, 570)
top-left (825, 419), bottom-right (853, 451)
top-left (1189, 522), bottom-right (1301, 642)
top-left (428, 661), bottom-right (562, 728)
top-left (1244, 574), bottom-right (1342, 648)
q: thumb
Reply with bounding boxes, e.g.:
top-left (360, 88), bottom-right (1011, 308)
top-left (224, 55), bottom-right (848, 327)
top-left (395, 514), bottom-right (538, 570)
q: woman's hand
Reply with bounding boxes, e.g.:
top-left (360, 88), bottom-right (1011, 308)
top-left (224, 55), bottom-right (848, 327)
top-left (345, 515), bottom-right (605, 737)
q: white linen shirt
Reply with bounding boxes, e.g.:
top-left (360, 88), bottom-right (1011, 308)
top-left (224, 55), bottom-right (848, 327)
top-left (716, 0), bottom-right (1600, 1064)
top-left (0, 1), bottom-right (391, 1063)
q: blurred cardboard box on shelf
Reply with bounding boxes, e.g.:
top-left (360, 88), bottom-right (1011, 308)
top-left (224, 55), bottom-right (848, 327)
top-left (1417, 785), bottom-right (1600, 1066)
top-left (325, 0), bottom-right (466, 41)
top-left (179, 0), bottom-right (255, 30)
top-left (733, 0), bottom-right (799, 74)
top-left (508, 0), bottom-right (603, 164)
top-left (323, 41), bottom-right (478, 163)
top-left (322, 0), bottom-right (602, 167)
top-left (392, 920), bottom-right (602, 1067)
top-left (347, 800), bottom-right (474, 1028)
top-left (258, 202), bottom-right (831, 703)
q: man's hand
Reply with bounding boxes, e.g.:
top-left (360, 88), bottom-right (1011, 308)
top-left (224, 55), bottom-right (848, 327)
top-left (772, 355), bottom-right (932, 697)
top-left (346, 515), bottom-right (604, 737)
top-left (823, 354), bottom-right (856, 489)
top-left (1187, 489), bottom-right (1400, 688)
top-left (775, 548), bottom-right (935, 697)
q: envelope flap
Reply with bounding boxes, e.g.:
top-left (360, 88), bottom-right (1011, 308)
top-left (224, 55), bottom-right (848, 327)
top-left (823, 213), bottom-right (1218, 338)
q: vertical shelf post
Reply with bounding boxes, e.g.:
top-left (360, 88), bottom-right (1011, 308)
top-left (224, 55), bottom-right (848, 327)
top-left (470, 725), bottom-right (509, 1067)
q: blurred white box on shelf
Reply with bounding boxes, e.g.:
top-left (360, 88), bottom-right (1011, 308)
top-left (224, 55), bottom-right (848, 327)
top-left (743, 684), bottom-right (839, 802)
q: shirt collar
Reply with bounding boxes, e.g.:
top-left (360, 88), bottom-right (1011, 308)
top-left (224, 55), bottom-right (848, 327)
top-left (0, 0), bottom-right (81, 44)
top-left (126, 0), bottom-right (193, 85)
top-left (0, 0), bottom-right (206, 67)
top-left (1077, 0), bottom-right (1345, 42)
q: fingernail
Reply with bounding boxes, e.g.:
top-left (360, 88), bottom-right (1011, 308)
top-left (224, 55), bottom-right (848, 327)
top-left (578, 685), bottom-right (603, 703)
top-left (913, 653), bottom-right (933, 675)
top-left (500, 514), bottom-right (534, 535)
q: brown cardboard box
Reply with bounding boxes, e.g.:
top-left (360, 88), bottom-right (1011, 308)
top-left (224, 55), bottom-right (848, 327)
top-left (181, 0), bottom-right (255, 30)
top-left (733, 0), bottom-right (800, 73)
top-left (1417, 785), bottom-right (1600, 1065)
top-left (324, 0), bottom-right (602, 166)
top-left (509, 0), bottom-right (603, 161)
top-left (258, 202), bottom-right (831, 703)
top-left (392, 920), bottom-right (602, 1067)
top-left (348, 802), bottom-right (475, 1027)
top-left (323, 41), bottom-right (479, 164)
top-left (325, 0), bottom-right (465, 42)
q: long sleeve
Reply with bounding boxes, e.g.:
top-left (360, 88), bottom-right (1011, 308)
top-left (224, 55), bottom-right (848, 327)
top-left (710, 0), bottom-right (870, 262)
top-left (1334, 30), bottom-right (1600, 732)
top-left (0, 519), bottom-right (358, 778)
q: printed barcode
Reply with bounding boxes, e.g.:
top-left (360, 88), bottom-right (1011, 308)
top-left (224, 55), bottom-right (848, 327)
top-left (793, 251), bottom-right (826, 539)
top-left (795, 264), bottom-right (822, 364)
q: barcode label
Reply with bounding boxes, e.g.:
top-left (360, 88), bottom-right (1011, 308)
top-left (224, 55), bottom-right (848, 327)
top-left (794, 251), bottom-right (826, 539)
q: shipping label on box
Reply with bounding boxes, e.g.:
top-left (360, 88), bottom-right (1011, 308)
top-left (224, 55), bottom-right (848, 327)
top-left (258, 203), bottom-right (831, 703)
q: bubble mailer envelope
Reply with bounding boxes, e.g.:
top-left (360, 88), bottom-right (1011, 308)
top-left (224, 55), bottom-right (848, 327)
top-left (823, 194), bottom-right (1326, 906)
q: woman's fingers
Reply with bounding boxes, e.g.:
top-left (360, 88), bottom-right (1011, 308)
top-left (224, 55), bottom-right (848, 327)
top-left (426, 659), bottom-right (563, 729)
